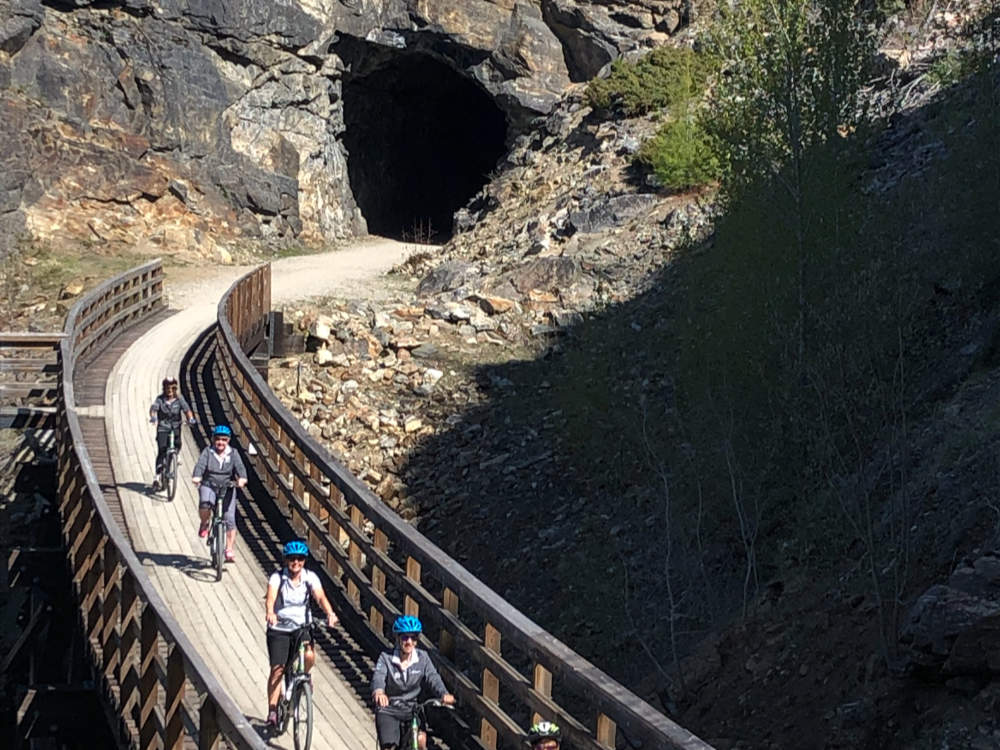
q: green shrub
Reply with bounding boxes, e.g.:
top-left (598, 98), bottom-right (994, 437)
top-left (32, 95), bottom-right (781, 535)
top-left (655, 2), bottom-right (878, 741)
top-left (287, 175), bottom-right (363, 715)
top-left (585, 46), bottom-right (713, 117)
top-left (636, 116), bottom-right (721, 190)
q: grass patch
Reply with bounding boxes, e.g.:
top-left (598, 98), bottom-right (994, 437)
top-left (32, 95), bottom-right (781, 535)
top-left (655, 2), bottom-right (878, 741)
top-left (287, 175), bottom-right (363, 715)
top-left (1, 241), bottom-right (148, 330)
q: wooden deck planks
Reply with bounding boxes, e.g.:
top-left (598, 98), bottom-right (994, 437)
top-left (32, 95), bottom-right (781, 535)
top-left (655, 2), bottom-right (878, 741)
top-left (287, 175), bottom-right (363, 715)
top-left (103, 300), bottom-right (377, 750)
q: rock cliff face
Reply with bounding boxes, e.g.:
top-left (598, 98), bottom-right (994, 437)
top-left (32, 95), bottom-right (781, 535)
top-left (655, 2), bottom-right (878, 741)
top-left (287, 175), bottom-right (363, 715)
top-left (0, 0), bottom-right (691, 257)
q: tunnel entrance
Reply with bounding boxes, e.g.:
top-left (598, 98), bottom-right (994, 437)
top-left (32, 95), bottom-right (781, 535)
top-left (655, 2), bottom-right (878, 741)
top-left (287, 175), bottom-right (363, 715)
top-left (339, 43), bottom-right (508, 242)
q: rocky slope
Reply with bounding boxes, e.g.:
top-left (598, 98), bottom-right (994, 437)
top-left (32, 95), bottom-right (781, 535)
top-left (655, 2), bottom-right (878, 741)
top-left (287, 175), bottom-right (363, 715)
top-left (0, 0), bottom-right (694, 258)
top-left (268, 5), bottom-right (1000, 748)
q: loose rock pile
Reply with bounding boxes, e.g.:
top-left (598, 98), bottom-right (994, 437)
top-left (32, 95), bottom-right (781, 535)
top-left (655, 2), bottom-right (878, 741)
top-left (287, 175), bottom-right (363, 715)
top-left (270, 295), bottom-right (539, 521)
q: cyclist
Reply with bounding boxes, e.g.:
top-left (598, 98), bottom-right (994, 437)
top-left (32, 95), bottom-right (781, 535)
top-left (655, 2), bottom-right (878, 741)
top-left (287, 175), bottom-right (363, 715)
top-left (149, 376), bottom-right (195, 491)
top-left (191, 424), bottom-right (247, 562)
top-left (527, 720), bottom-right (562, 750)
top-left (264, 539), bottom-right (339, 728)
top-left (372, 615), bottom-right (455, 750)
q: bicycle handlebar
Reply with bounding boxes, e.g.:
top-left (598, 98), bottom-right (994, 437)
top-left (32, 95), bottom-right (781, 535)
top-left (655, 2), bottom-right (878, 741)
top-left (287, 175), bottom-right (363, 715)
top-left (386, 697), bottom-right (455, 712)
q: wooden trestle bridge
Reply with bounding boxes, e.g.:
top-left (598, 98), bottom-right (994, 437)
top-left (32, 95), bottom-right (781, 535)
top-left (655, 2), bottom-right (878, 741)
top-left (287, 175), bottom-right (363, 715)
top-left (0, 260), bottom-right (714, 750)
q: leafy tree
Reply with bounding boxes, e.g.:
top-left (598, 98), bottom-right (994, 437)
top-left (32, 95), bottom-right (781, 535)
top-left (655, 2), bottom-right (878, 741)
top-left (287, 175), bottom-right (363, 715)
top-left (704, 0), bottom-right (876, 198)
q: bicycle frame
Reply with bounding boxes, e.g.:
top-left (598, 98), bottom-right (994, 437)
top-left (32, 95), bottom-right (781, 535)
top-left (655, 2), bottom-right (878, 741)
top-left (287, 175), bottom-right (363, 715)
top-left (379, 698), bottom-right (451, 750)
top-left (276, 624), bottom-right (314, 750)
top-left (207, 483), bottom-right (234, 581)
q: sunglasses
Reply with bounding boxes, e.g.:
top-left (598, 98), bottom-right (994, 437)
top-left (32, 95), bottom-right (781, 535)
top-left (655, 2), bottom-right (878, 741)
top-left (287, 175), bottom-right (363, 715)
top-left (285, 555), bottom-right (306, 562)
top-left (398, 634), bottom-right (418, 642)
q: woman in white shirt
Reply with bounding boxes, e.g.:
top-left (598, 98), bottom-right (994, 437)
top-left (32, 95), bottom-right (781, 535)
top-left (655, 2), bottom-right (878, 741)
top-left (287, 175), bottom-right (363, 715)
top-left (264, 539), bottom-right (339, 727)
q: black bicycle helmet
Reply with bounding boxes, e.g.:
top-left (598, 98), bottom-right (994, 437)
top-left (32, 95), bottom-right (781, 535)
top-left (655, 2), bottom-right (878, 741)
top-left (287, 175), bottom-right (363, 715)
top-left (162, 377), bottom-right (178, 388)
top-left (527, 720), bottom-right (561, 745)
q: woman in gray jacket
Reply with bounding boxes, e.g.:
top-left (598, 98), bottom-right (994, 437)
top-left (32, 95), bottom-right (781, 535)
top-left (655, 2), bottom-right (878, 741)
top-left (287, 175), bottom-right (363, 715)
top-left (371, 615), bottom-right (454, 749)
top-left (191, 424), bottom-right (247, 562)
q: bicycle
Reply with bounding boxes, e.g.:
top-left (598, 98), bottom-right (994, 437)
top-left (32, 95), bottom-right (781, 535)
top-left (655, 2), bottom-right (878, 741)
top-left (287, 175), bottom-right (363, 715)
top-left (274, 624), bottom-right (316, 750)
top-left (160, 428), bottom-right (179, 501)
top-left (206, 480), bottom-right (237, 582)
top-left (151, 417), bottom-right (194, 501)
top-left (376, 697), bottom-right (454, 750)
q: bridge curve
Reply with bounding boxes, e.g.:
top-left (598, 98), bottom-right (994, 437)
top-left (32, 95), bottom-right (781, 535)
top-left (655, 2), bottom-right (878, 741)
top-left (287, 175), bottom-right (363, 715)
top-left (28, 260), bottom-right (715, 750)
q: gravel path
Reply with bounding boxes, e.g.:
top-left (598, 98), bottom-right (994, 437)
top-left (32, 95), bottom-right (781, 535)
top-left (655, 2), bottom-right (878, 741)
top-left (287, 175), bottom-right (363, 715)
top-left (164, 236), bottom-right (421, 310)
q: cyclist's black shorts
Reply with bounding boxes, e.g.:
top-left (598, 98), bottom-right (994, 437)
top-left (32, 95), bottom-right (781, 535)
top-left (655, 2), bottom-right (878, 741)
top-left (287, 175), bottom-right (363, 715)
top-left (266, 626), bottom-right (311, 668)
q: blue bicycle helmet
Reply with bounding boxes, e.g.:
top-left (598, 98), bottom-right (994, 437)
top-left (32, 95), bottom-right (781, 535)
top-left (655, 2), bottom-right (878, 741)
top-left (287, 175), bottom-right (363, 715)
top-left (212, 424), bottom-right (232, 437)
top-left (283, 540), bottom-right (308, 557)
top-left (392, 615), bottom-right (422, 635)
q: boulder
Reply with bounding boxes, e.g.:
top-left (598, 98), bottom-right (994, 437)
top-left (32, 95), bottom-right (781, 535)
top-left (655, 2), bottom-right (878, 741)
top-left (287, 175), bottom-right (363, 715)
top-left (902, 554), bottom-right (1000, 676)
top-left (568, 194), bottom-right (661, 234)
top-left (507, 256), bottom-right (582, 294)
top-left (418, 261), bottom-right (480, 297)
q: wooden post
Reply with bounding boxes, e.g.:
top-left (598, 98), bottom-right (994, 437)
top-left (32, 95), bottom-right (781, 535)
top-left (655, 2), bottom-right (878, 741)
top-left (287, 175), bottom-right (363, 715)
top-left (85, 532), bottom-right (106, 645)
top-left (138, 608), bottom-right (159, 750)
top-left (199, 696), bottom-right (220, 750)
top-left (596, 713), bottom-right (617, 749)
top-left (119, 572), bottom-right (140, 724)
top-left (440, 588), bottom-right (459, 660)
top-left (347, 506), bottom-right (364, 607)
top-left (371, 530), bottom-right (389, 635)
top-left (404, 557), bottom-right (421, 617)
top-left (101, 545), bottom-right (121, 678)
top-left (312, 464), bottom-right (330, 569)
top-left (532, 663), bottom-right (552, 726)
top-left (164, 645), bottom-right (185, 749)
top-left (327, 484), bottom-right (345, 580)
top-left (481, 623), bottom-right (501, 750)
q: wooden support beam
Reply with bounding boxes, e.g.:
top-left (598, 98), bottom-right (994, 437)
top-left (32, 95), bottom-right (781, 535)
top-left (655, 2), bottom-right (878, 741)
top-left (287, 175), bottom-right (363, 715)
top-left (101, 546), bottom-right (121, 678)
top-left (532, 664), bottom-right (553, 726)
top-left (199, 695), bottom-right (220, 750)
top-left (404, 557), bottom-right (421, 618)
top-left (138, 609), bottom-right (159, 750)
top-left (440, 588), bottom-right (459, 660)
top-left (597, 713), bottom-right (617, 749)
top-left (371, 529), bottom-right (388, 636)
top-left (481, 623), bottom-right (501, 750)
top-left (164, 645), bottom-right (185, 749)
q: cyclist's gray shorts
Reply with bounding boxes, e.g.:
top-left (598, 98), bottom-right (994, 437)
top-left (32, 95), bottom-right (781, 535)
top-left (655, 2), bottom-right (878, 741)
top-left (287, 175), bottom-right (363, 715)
top-left (375, 705), bottom-right (413, 748)
top-left (198, 484), bottom-right (237, 531)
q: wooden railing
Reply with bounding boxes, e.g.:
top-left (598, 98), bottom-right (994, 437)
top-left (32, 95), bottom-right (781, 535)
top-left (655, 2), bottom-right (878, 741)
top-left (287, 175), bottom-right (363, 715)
top-left (57, 260), bottom-right (267, 750)
top-left (0, 332), bottom-right (64, 428)
top-left (215, 265), bottom-right (714, 750)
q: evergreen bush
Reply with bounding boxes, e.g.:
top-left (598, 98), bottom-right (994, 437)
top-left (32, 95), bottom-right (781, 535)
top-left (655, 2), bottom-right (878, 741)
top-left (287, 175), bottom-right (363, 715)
top-left (585, 46), bottom-right (713, 117)
top-left (636, 116), bottom-right (720, 190)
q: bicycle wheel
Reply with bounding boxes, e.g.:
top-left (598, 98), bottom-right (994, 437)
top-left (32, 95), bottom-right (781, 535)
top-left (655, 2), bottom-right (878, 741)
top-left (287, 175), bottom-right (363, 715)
top-left (213, 524), bottom-right (225, 582)
top-left (292, 681), bottom-right (313, 750)
top-left (164, 451), bottom-right (178, 501)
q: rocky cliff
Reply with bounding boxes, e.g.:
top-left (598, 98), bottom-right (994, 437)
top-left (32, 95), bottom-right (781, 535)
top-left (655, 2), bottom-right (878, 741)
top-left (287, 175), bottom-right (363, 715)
top-left (0, 0), bottom-right (692, 258)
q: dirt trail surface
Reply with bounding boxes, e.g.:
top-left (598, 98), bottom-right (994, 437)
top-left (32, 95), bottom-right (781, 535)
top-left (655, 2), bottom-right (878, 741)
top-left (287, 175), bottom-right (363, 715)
top-left (165, 236), bottom-right (419, 309)
top-left (103, 236), bottom-right (417, 748)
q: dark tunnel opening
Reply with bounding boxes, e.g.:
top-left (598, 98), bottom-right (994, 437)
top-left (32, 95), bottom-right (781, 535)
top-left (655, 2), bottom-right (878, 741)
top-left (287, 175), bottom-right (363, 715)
top-left (339, 47), bottom-right (509, 243)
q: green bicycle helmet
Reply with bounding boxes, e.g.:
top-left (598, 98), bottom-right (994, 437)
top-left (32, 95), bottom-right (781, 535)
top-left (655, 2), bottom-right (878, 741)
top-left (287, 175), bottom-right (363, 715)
top-left (528, 720), bottom-right (561, 744)
top-left (392, 615), bottom-right (422, 635)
